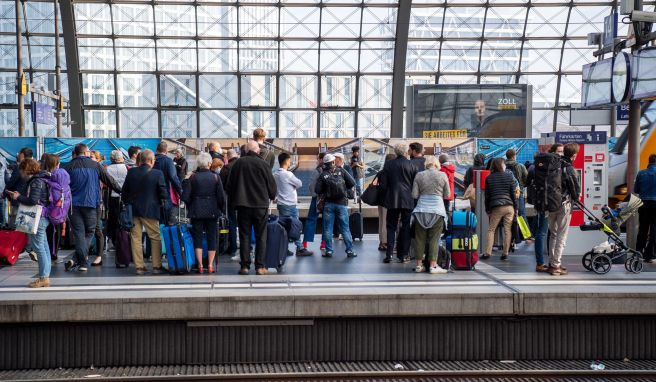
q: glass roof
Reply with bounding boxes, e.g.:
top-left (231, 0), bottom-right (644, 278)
top-left (0, 0), bottom-right (654, 138)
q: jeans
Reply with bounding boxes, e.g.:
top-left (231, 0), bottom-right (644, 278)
top-left (354, 177), bottom-right (364, 196)
top-left (386, 208), bottom-right (412, 260)
top-left (637, 201), bottom-right (656, 261)
top-left (237, 207), bottom-right (268, 269)
top-left (322, 202), bottom-right (353, 254)
top-left (227, 207), bottom-right (238, 254)
top-left (278, 204), bottom-right (303, 250)
top-left (303, 197), bottom-right (318, 243)
top-left (518, 193), bottom-right (526, 219)
top-left (534, 212), bottom-right (549, 265)
top-left (30, 217), bottom-right (51, 278)
top-left (70, 206), bottom-right (97, 268)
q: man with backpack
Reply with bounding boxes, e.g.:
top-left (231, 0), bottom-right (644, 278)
top-left (315, 154), bottom-right (357, 259)
top-left (505, 149), bottom-right (528, 219)
top-left (634, 154), bottom-right (656, 263)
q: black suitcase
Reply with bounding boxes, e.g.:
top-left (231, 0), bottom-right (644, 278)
top-left (349, 200), bottom-right (363, 241)
top-left (266, 216), bottom-right (288, 272)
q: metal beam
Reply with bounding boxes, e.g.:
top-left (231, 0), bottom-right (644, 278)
top-left (59, 0), bottom-right (83, 137)
top-left (15, 0), bottom-right (24, 137)
top-left (390, 0), bottom-right (411, 138)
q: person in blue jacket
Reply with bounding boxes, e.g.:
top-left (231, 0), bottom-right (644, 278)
top-left (153, 141), bottom-right (182, 225)
top-left (63, 144), bottom-right (121, 272)
top-left (635, 154), bottom-right (656, 263)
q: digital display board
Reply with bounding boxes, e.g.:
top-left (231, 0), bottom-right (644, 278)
top-left (581, 58), bottom-right (613, 107)
top-left (407, 84), bottom-right (530, 139)
top-left (632, 47), bottom-right (656, 100)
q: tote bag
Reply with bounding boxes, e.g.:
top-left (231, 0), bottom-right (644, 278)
top-left (15, 204), bottom-right (42, 235)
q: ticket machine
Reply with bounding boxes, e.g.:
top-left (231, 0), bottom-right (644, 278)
top-left (540, 131), bottom-right (609, 255)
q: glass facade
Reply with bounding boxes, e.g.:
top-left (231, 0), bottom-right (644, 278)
top-left (0, 0), bottom-right (654, 138)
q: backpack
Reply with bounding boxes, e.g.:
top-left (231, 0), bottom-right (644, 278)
top-left (505, 161), bottom-right (524, 187)
top-left (43, 168), bottom-right (72, 225)
top-left (322, 169), bottom-right (347, 200)
top-left (531, 153), bottom-right (562, 213)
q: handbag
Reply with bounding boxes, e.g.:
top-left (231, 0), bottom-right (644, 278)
top-left (118, 202), bottom-right (133, 231)
top-left (517, 215), bottom-right (532, 240)
top-left (170, 185), bottom-right (180, 207)
top-left (361, 174), bottom-right (382, 206)
top-left (15, 204), bottom-right (42, 235)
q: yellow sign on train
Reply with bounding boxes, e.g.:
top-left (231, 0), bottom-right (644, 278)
top-left (422, 130), bottom-right (468, 139)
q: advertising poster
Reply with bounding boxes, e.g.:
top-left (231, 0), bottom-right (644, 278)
top-left (0, 138), bottom-right (38, 165)
top-left (44, 138), bottom-right (160, 163)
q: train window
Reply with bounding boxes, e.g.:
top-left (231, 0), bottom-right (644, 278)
top-left (613, 101), bottom-right (655, 154)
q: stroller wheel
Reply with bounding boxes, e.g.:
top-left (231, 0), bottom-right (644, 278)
top-left (628, 258), bottom-right (644, 274)
top-left (582, 251), bottom-right (594, 272)
top-left (591, 253), bottom-right (612, 275)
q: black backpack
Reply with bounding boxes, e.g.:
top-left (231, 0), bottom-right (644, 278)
top-left (322, 169), bottom-right (347, 200)
top-left (505, 161), bottom-right (524, 187)
top-left (531, 152), bottom-right (562, 213)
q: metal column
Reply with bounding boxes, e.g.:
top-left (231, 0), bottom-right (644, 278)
top-left (59, 0), bottom-right (84, 137)
top-left (54, 0), bottom-right (63, 137)
top-left (15, 0), bottom-right (25, 137)
top-left (389, 0), bottom-right (411, 138)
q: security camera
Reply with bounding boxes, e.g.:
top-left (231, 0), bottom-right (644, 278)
top-left (630, 10), bottom-right (656, 23)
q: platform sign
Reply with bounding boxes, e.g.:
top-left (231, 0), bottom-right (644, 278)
top-left (603, 13), bottom-right (618, 47)
top-left (554, 131), bottom-right (607, 144)
top-left (30, 102), bottom-right (54, 125)
top-left (617, 104), bottom-right (630, 123)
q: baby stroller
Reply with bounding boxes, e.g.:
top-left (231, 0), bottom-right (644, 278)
top-left (579, 194), bottom-right (644, 274)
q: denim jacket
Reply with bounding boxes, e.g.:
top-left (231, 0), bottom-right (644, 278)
top-left (635, 164), bottom-right (656, 201)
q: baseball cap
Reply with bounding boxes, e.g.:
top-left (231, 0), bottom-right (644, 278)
top-left (334, 153), bottom-right (345, 160)
top-left (323, 153), bottom-right (336, 163)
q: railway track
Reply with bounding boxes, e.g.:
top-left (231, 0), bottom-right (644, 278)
top-left (3, 360), bottom-right (656, 382)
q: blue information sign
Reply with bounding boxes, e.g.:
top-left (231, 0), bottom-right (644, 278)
top-left (603, 13), bottom-right (617, 47)
top-left (617, 104), bottom-right (630, 121)
top-left (555, 131), bottom-right (607, 144)
top-left (30, 102), bottom-right (54, 125)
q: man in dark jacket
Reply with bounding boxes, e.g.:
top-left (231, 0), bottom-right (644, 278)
top-left (635, 154), bottom-right (656, 263)
top-left (409, 142), bottom-right (426, 172)
top-left (505, 149), bottom-right (528, 219)
top-left (253, 128), bottom-right (275, 169)
top-left (379, 144), bottom-right (418, 263)
top-left (315, 154), bottom-right (357, 259)
top-left (226, 141), bottom-right (277, 275)
top-left (208, 141), bottom-right (225, 163)
top-left (464, 153), bottom-right (486, 189)
top-left (220, 149), bottom-right (240, 257)
top-left (173, 149), bottom-right (188, 181)
top-left (122, 149), bottom-right (168, 275)
top-left (63, 144), bottom-right (121, 272)
top-left (153, 141), bottom-right (182, 224)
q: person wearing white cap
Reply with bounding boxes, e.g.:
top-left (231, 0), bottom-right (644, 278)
top-left (315, 153), bottom-right (357, 258)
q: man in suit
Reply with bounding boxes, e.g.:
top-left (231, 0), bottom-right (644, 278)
top-left (122, 149), bottom-right (168, 275)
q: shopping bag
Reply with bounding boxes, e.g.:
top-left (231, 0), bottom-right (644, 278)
top-left (517, 215), bottom-right (532, 240)
top-left (15, 204), bottom-right (42, 235)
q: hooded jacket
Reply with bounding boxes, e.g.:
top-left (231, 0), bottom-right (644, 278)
top-left (464, 153), bottom-right (486, 189)
top-left (440, 162), bottom-right (456, 201)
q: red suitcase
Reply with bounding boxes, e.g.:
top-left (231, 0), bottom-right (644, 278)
top-left (0, 230), bottom-right (28, 265)
top-left (451, 250), bottom-right (478, 271)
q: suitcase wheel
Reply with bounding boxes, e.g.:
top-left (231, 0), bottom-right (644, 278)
top-left (276, 265), bottom-right (283, 273)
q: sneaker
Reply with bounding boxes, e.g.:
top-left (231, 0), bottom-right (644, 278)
top-left (558, 266), bottom-right (569, 275)
top-left (346, 250), bottom-right (357, 258)
top-left (500, 254), bottom-right (509, 261)
top-left (549, 266), bottom-right (567, 276)
top-left (256, 268), bottom-right (268, 276)
top-left (383, 256), bottom-right (392, 263)
top-left (78, 266), bottom-right (88, 272)
top-left (535, 264), bottom-right (549, 273)
top-left (414, 265), bottom-right (426, 273)
top-left (320, 241), bottom-right (326, 250)
top-left (27, 251), bottom-right (38, 262)
top-left (238, 267), bottom-right (249, 275)
top-left (322, 251), bottom-right (333, 258)
top-left (64, 260), bottom-right (75, 272)
top-left (28, 277), bottom-right (50, 288)
top-left (296, 248), bottom-right (314, 257)
top-left (136, 267), bottom-right (148, 275)
top-left (429, 266), bottom-right (448, 274)
top-left (152, 267), bottom-right (164, 275)
top-left (395, 257), bottom-right (410, 264)
top-left (231, 254), bottom-right (240, 262)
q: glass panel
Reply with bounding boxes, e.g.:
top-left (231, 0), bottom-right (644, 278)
top-left (558, 74), bottom-right (582, 106)
top-left (0, 72), bottom-right (16, 104)
top-left (280, 75), bottom-right (318, 108)
top-left (320, 41), bottom-right (359, 72)
top-left (26, 36), bottom-right (56, 70)
top-left (78, 38), bottom-right (114, 71)
top-left (282, 0), bottom-right (320, 4)
top-left (120, 109), bottom-right (159, 138)
top-left (321, 7), bottom-right (362, 38)
top-left (200, 110), bottom-right (239, 138)
top-left (409, 7), bottom-right (443, 39)
top-left (406, 41), bottom-right (441, 72)
top-left (484, 6), bottom-right (526, 38)
top-left (157, 39), bottom-right (197, 71)
top-left (480, 40), bottom-right (521, 72)
top-left (359, 75), bottom-right (392, 108)
top-left (361, 7), bottom-right (397, 38)
top-left (320, 111), bottom-right (355, 138)
top-left (480, 74), bottom-right (516, 84)
top-left (560, 39), bottom-right (595, 71)
top-left (117, 74), bottom-right (158, 108)
top-left (74, 3), bottom-right (112, 35)
top-left (360, 40), bottom-right (394, 73)
top-left (443, 7), bottom-right (485, 38)
top-left (241, 75), bottom-right (277, 107)
top-left (0, 110), bottom-right (19, 136)
top-left (520, 74), bottom-right (558, 108)
top-left (198, 40), bottom-right (238, 72)
top-left (281, 7), bottom-right (320, 38)
top-left (239, 6), bottom-right (279, 38)
top-left (154, 5), bottom-right (195, 37)
top-left (359, 111), bottom-right (391, 138)
top-left (568, 6), bottom-right (610, 37)
top-left (161, 110), bottom-right (196, 138)
top-left (366, 0), bottom-right (399, 4)
top-left (160, 74), bottom-right (196, 107)
top-left (404, 75), bottom-right (435, 107)
top-left (438, 75), bottom-right (477, 84)
top-left (525, 6), bottom-right (569, 38)
top-left (85, 110), bottom-right (116, 138)
top-left (280, 41), bottom-right (318, 72)
top-left (0, 36), bottom-right (15, 69)
top-left (321, 75), bottom-right (355, 107)
top-left (199, 75), bottom-right (238, 108)
top-left (531, 109), bottom-right (554, 137)
top-left (440, 40), bottom-right (480, 72)
top-left (0, 3), bottom-right (15, 34)
top-left (239, 40), bottom-right (278, 72)
top-left (112, 4), bottom-right (154, 36)
top-left (521, 39), bottom-right (562, 73)
top-left (280, 110), bottom-right (317, 138)
top-left (82, 73), bottom-right (116, 106)
top-left (197, 6), bottom-right (237, 37)
top-left (25, 1), bottom-right (56, 34)
top-left (115, 39), bottom-right (156, 72)
top-left (241, 110), bottom-right (276, 138)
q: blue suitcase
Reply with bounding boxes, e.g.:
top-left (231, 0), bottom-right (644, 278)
top-left (162, 223), bottom-right (194, 274)
top-left (452, 210), bottom-right (477, 230)
top-left (266, 216), bottom-right (288, 272)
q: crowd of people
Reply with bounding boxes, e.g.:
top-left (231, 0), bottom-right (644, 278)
top-left (10, 130), bottom-right (655, 288)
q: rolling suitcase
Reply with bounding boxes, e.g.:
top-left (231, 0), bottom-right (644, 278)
top-left (162, 207), bottom-right (194, 274)
top-left (114, 227), bottom-right (132, 267)
top-left (451, 249), bottom-right (478, 270)
top-left (265, 215), bottom-right (288, 272)
top-left (349, 199), bottom-right (364, 241)
top-left (0, 230), bottom-right (28, 265)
